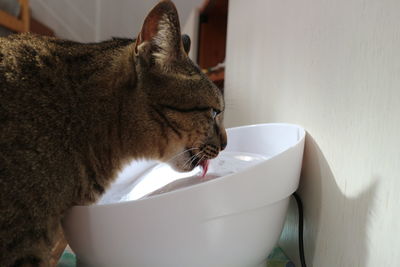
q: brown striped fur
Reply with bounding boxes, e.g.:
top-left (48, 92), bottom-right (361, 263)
top-left (0, 1), bottom-right (226, 266)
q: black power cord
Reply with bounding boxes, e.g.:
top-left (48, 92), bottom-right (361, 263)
top-left (292, 192), bottom-right (307, 267)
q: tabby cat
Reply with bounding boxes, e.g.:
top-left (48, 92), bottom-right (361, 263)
top-left (0, 1), bottom-right (227, 266)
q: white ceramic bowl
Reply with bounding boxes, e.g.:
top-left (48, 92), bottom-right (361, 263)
top-left (62, 123), bottom-right (305, 267)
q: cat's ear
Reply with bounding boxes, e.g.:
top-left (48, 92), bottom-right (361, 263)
top-left (134, 0), bottom-right (185, 66)
top-left (182, 34), bottom-right (191, 54)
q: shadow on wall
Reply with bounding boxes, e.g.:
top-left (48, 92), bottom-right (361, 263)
top-left (279, 133), bottom-right (378, 267)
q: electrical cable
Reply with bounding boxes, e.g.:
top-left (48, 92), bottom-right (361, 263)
top-left (293, 192), bottom-right (307, 267)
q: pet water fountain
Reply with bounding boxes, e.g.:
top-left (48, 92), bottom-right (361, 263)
top-left (62, 123), bottom-right (305, 267)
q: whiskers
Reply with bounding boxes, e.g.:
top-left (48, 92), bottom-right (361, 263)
top-left (163, 145), bottom-right (209, 171)
top-left (164, 147), bottom-right (196, 165)
top-left (182, 150), bottom-right (203, 170)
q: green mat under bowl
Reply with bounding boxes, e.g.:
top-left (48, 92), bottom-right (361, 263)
top-left (58, 246), bottom-right (294, 267)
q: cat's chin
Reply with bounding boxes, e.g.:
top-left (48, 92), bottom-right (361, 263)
top-left (168, 161), bottom-right (197, 173)
top-left (168, 155), bottom-right (201, 173)
top-left (165, 148), bottom-right (197, 173)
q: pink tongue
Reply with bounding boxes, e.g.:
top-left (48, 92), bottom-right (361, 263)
top-left (200, 160), bottom-right (210, 178)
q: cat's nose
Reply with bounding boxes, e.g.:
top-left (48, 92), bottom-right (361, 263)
top-left (219, 129), bottom-right (227, 151)
top-left (220, 139), bottom-right (227, 151)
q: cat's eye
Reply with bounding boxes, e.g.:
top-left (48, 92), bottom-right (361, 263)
top-left (211, 109), bottom-right (221, 119)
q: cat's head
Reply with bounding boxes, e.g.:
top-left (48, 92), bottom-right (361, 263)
top-left (133, 0), bottom-right (227, 172)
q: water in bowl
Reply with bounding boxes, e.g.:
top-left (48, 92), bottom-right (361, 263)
top-left (98, 151), bottom-right (268, 203)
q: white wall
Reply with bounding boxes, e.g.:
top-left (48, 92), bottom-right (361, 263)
top-left (225, 0), bottom-right (400, 266)
top-left (30, 0), bottom-right (202, 43)
top-left (30, 0), bottom-right (98, 42)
